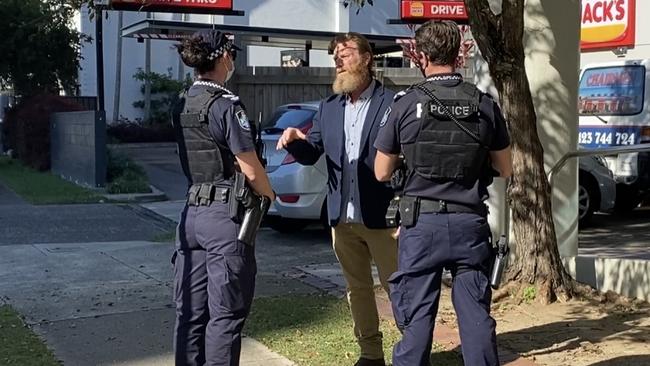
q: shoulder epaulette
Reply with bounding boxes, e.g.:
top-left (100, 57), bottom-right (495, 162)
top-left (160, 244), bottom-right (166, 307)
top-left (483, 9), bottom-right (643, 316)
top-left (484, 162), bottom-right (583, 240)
top-left (222, 94), bottom-right (240, 102)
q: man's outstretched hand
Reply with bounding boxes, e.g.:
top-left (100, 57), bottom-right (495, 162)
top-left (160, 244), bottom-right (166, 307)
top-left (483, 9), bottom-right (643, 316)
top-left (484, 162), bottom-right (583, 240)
top-left (276, 127), bottom-right (306, 150)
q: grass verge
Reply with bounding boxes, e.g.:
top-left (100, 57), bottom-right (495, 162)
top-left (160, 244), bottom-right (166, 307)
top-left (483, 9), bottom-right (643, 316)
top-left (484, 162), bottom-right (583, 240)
top-left (151, 228), bottom-right (176, 243)
top-left (0, 305), bottom-right (60, 365)
top-left (0, 157), bottom-right (103, 204)
top-left (244, 294), bottom-right (463, 366)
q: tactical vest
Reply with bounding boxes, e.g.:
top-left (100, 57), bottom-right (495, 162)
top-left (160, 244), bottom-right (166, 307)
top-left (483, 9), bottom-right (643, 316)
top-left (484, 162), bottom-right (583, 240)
top-left (403, 81), bottom-right (493, 184)
top-left (176, 87), bottom-right (235, 185)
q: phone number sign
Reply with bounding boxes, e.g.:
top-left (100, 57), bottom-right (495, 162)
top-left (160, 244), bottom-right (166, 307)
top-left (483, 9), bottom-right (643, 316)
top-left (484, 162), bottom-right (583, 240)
top-left (578, 126), bottom-right (640, 147)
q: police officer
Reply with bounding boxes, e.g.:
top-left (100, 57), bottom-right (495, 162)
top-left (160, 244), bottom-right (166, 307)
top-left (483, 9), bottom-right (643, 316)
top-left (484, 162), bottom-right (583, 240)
top-left (373, 20), bottom-right (512, 366)
top-left (171, 30), bottom-right (275, 366)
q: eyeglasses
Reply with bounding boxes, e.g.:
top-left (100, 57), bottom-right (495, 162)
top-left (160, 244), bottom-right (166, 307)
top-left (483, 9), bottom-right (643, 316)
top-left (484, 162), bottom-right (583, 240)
top-left (333, 46), bottom-right (359, 62)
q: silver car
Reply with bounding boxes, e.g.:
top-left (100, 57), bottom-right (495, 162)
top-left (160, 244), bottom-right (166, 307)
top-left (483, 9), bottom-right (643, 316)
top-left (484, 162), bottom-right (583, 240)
top-left (578, 155), bottom-right (616, 226)
top-left (261, 102), bottom-right (328, 232)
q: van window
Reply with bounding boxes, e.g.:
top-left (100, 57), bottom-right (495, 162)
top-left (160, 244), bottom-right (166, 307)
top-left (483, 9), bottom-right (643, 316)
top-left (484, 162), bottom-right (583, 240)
top-left (578, 65), bottom-right (645, 116)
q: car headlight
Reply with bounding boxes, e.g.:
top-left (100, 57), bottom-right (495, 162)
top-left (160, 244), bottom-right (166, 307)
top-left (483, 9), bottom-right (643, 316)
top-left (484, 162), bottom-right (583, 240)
top-left (593, 155), bottom-right (608, 168)
top-left (592, 155), bottom-right (615, 178)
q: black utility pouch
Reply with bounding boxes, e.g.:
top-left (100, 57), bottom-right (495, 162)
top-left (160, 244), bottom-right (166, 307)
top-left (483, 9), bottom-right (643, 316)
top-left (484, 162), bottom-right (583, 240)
top-left (385, 197), bottom-right (401, 228)
top-left (229, 173), bottom-right (246, 223)
top-left (229, 191), bottom-right (244, 223)
top-left (398, 196), bottom-right (419, 227)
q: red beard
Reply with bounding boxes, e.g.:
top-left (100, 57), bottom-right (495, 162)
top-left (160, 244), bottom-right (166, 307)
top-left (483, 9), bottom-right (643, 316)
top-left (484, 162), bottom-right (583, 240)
top-left (333, 62), bottom-right (370, 95)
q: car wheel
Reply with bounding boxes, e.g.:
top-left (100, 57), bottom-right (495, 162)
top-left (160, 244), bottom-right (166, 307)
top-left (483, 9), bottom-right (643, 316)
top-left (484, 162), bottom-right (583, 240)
top-left (578, 172), bottom-right (599, 227)
top-left (578, 184), bottom-right (593, 226)
top-left (266, 216), bottom-right (310, 233)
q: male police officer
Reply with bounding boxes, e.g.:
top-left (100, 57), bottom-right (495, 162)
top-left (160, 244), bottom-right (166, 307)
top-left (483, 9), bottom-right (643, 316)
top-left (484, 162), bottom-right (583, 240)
top-left (172, 30), bottom-right (274, 366)
top-left (373, 20), bottom-right (512, 366)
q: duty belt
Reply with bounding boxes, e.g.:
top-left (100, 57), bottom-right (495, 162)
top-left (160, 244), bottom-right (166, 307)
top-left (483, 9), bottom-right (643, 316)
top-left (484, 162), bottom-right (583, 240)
top-left (400, 196), bottom-right (487, 216)
top-left (187, 183), bottom-right (229, 206)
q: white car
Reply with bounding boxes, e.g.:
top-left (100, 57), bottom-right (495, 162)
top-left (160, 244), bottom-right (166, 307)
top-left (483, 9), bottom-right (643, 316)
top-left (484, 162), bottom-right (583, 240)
top-left (261, 102), bottom-right (328, 232)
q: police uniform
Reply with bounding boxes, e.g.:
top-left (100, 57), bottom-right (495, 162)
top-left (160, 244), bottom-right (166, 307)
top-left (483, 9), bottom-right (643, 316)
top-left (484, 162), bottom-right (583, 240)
top-left (374, 73), bottom-right (510, 366)
top-left (171, 77), bottom-right (258, 366)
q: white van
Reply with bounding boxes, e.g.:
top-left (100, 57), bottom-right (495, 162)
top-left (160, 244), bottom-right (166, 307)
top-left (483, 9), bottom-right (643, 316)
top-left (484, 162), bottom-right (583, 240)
top-left (578, 59), bottom-right (650, 210)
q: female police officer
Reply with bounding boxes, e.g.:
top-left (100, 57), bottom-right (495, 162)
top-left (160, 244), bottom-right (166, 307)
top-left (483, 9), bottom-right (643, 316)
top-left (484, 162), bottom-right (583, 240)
top-left (171, 30), bottom-right (275, 366)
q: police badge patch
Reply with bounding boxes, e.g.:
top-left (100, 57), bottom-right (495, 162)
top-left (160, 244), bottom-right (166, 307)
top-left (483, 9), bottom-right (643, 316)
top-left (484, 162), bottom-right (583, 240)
top-left (379, 107), bottom-right (391, 128)
top-left (235, 109), bottom-right (251, 131)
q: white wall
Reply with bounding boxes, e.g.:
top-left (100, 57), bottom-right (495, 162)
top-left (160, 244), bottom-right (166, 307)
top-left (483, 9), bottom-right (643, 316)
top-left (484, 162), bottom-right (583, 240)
top-left (346, 0), bottom-right (413, 38)
top-left (215, 0), bottom-right (337, 31)
top-left (245, 47), bottom-right (333, 68)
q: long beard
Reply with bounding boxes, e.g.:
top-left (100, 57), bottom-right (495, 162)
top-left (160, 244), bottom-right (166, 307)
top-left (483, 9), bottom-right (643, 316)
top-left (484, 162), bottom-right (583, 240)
top-left (333, 64), bottom-right (369, 95)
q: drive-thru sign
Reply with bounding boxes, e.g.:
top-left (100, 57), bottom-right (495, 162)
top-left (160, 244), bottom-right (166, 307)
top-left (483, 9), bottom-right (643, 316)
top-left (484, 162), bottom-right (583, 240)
top-left (400, 1), bottom-right (469, 21)
top-left (109, 0), bottom-right (240, 14)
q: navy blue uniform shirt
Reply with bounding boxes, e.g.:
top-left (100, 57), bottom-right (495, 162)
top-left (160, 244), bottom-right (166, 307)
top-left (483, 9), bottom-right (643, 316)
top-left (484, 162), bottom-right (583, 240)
top-left (187, 83), bottom-right (256, 156)
top-left (374, 73), bottom-right (510, 206)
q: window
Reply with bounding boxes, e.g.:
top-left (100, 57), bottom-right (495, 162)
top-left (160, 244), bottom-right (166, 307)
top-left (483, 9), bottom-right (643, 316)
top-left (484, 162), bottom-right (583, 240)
top-left (578, 65), bottom-right (645, 116)
top-left (262, 107), bottom-right (316, 133)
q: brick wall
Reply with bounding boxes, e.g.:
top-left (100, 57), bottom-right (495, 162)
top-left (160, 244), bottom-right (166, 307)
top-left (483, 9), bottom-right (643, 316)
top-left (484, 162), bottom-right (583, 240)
top-left (50, 111), bottom-right (106, 187)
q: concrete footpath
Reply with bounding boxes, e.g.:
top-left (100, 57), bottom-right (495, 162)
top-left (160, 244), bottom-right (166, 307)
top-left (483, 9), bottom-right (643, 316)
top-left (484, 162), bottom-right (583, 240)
top-left (0, 239), bottom-right (297, 366)
top-left (0, 191), bottom-right (324, 365)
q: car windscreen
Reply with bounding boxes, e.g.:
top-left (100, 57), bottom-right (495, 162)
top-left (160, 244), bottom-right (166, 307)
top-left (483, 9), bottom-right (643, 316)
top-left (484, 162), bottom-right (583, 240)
top-left (262, 108), bottom-right (316, 134)
top-left (578, 65), bottom-right (646, 116)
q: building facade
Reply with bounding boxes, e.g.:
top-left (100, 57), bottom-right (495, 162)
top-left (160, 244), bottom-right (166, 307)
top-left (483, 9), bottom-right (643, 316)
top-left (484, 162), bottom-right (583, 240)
top-left (77, 0), bottom-right (415, 122)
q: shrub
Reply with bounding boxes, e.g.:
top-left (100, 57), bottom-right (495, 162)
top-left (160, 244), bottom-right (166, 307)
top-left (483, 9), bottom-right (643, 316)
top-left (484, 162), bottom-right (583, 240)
top-left (107, 120), bottom-right (175, 143)
top-left (133, 68), bottom-right (191, 126)
top-left (106, 150), bottom-right (152, 194)
top-left (107, 170), bottom-right (151, 194)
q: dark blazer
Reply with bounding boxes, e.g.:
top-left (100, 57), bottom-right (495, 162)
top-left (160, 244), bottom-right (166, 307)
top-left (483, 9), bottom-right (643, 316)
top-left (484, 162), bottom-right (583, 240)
top-left (286, 81), bottom-right (395, 228)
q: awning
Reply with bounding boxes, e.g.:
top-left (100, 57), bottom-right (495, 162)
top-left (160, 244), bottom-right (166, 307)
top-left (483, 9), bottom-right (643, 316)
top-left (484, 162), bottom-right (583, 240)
top-left (121, 19), bottom-right (405, 54)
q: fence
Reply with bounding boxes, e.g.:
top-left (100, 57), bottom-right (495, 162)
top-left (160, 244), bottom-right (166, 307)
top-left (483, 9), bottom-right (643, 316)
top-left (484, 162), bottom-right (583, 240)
top-left (230, 66), bottom-right (452, 123)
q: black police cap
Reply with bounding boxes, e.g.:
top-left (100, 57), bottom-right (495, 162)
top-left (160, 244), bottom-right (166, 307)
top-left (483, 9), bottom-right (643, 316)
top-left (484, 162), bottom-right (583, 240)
top-left (193, 30), bottom-right (241, 61)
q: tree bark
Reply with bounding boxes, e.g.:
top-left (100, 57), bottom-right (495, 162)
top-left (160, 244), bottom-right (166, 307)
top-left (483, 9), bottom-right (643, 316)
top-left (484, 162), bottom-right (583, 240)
top-left (464, 0), bottom-right (574, 303)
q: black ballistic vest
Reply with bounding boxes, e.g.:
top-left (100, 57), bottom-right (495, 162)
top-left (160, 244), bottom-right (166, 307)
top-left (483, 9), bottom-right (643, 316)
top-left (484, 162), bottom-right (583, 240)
top-left (403, 81), bottom-right (493, 185)
top-left (176, 87), bottom-right (236, 185)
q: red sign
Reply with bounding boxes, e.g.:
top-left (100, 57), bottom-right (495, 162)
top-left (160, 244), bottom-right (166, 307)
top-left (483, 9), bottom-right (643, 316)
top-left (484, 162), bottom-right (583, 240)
top-left (581, 0), bottom-right (635, 51)
top-left (111, 0), bottom-right (233, 13)
top-left (401, 1), bottom-right (468, 21)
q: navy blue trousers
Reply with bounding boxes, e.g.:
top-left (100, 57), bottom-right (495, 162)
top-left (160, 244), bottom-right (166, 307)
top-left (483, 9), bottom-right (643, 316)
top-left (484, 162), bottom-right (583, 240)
top-left (390, 212), bottom-right (498, 366)
top-left (173, 202), bottom-right (256, 366)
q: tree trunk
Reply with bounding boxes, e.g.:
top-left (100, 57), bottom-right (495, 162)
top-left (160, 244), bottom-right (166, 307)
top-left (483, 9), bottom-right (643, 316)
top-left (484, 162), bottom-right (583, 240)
top-left (464, 0), bottom-right (574, 303)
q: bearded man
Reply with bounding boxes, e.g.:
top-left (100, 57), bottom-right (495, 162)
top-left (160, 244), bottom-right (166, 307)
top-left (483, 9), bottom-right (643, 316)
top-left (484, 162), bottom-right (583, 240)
top-left (276, 33), bottom-right (397, 366)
